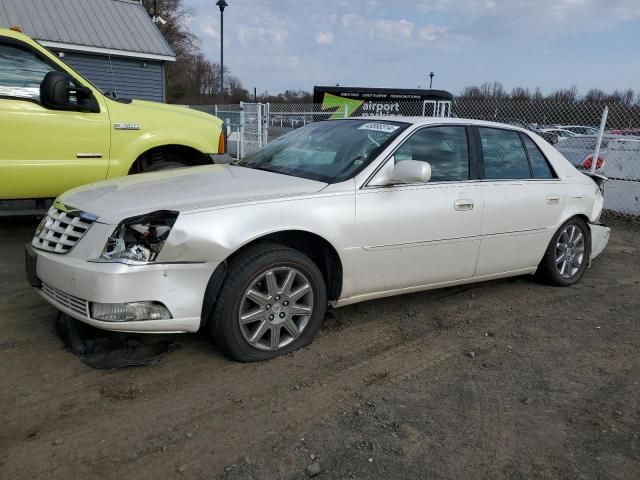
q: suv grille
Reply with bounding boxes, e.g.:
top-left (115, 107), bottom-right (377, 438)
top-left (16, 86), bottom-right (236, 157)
top-left (32, 204), bottom-right (96, 254)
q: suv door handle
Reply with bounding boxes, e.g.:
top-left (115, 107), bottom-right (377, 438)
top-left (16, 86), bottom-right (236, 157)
top-left (454, 199), bottom-right (474, 211)
top-left (546, 195), bottom-right (561, 205)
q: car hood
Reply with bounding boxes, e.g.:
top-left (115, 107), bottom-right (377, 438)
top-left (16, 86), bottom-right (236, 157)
top-left (107, 98), bottom-right (222, 126)
top-left (59, 165), bottom-right (328, 224)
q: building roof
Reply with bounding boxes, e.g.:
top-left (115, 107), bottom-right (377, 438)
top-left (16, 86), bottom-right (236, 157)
top-left (0, 0), bottom-right (175, 61)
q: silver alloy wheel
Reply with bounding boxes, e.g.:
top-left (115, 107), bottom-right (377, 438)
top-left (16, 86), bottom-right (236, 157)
top-left (238, 267), bottom-right (314, 351)
top-left (555, 224), bottom-right (586, 279)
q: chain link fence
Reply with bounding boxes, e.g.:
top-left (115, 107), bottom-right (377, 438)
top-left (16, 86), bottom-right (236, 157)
top-left (189, 100), bottom-right (640, 221)
top-left (188, 104), bottom-right (242, 157)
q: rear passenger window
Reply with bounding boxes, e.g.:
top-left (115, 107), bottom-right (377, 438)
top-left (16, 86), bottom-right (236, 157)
top-left (395, 126), bottom-right (469, 182)
top-left (522, 135), bottom-right (556, 179)
top-left (479, 128), bottom-right (531, 180)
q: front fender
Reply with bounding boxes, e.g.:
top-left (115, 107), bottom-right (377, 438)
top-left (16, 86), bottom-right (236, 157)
top-left (158, 192), bottom-right (358, 297)
top-left (105, 99), bottom-right (222, 177)
top-left (107, 133), bottom-right (216, 177)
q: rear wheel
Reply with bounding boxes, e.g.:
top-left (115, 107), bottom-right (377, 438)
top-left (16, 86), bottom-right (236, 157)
top-left (537, 217), bottom-right (590, 286)
top-left (210, 244), bottom-right (327, 362)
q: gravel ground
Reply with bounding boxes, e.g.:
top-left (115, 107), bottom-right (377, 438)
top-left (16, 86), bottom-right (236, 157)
top-left (1, 217), bottom-right (639, 480)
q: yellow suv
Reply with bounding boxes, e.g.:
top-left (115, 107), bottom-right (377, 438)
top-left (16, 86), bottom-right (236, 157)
top-left (0, 28), bottom-right (225, 200)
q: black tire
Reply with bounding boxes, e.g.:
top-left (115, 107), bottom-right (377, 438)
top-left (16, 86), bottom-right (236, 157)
top-left (143, 161), bottom-right (187, 172)
top-left (209, 244), bottom-right (327, 362)
top-left (537, 217), bottom-right (590, 286)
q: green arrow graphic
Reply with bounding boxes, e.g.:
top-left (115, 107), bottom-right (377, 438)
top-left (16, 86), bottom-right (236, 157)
top-left (321, 93), bottom-right (364, 120)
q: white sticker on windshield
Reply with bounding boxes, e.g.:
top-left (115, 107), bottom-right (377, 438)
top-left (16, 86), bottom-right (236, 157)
top-left (358, 123), bottom-right (400, 133)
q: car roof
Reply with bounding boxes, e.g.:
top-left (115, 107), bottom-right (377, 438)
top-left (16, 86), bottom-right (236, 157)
top-left (349, 116), bottom-right (529, 132)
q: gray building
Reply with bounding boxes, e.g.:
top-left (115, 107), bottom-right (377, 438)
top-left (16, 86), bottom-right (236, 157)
top-left (0, 0), bottom-right (175, 102)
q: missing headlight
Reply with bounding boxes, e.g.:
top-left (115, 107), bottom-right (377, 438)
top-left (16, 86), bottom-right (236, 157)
top-left (100, 210), bottom-right (179, 263)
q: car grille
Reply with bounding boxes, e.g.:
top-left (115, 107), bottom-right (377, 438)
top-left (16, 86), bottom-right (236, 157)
top-left (32, 204), bottom-right (96, 254)
top-left (41, 283), bottom-right (90, 318)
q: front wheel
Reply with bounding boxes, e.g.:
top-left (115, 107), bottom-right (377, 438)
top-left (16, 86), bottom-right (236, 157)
top-left (143, 161), bottom-right (187, 172)
top-left (537, 217), bottom-right (590, 286)
top-left (210, 244), bottom-right (327, 362)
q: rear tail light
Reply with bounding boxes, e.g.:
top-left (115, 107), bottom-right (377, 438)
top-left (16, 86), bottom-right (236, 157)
top-left (578, 154), bottom-right (605, 171)
top-left (217, 128), bottom-right (227, 154)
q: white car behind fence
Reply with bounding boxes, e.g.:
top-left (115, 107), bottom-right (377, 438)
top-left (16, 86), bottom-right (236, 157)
top-left (555, 135), bottom-right (640, 217)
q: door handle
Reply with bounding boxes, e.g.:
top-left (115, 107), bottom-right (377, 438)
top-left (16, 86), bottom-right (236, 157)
top-left (454, 199), bottom-right (474, 211)
top-left (546, 195), bottom-right (561, 205)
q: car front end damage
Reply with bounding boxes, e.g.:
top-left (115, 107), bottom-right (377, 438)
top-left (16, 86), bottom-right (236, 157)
top-left (26, 202), bottom-right (217, 333)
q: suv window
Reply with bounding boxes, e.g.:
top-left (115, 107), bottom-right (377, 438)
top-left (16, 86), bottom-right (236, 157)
top-left (522, 135), bottom-right (555, 179)
top-left (479, 127), bottom-right (530, 179)
top-left (0, 43), bottom-right (54, 101)
top-left (395, 126), bottom-right (469, 182)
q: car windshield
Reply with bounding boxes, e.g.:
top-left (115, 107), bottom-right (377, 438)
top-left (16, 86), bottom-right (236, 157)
top-left (235, 119), bottom-right (409, 183)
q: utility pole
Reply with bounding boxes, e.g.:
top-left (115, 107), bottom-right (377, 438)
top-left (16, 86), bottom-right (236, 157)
top-left (216, 0), bottom-right (228, 103)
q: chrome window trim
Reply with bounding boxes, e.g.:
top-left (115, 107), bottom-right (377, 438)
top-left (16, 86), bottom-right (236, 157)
top-left (474, 178), bottom-right (562, 183)
top-left (87, 258), bottom-right (206, 266)
top-left (361, 179), bottom-right (483, 192)
top-left (360, 123), bottom-right (564, 189)
top-left (475, 126), bottom-right (560, 180)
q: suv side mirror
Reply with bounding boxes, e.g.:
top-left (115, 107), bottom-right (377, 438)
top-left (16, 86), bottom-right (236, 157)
top-left (390, 160), bottom-right (432, 184)
top-left (40, 71), bottom-right (99, 112)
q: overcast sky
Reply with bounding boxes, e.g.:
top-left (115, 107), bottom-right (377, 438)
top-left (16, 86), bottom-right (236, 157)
top-left (184, 0), bottom-right (640, 95)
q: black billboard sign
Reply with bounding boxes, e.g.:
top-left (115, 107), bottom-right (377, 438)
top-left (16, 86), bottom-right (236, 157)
top-left (313, 86), bottom-right (453, 119)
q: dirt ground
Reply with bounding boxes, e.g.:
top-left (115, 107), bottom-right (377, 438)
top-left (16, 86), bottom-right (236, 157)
top-left (1, 217), bottom-right (639, 480)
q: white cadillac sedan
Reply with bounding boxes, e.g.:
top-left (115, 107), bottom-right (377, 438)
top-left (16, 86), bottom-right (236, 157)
top-left (27, 117), bottom-right (610, 362)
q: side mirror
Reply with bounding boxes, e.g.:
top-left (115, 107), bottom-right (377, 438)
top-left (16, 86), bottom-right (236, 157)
top-left (390, 160), bottom-right (432, 184)
top-left (40, 71), bottom-right (98, 112)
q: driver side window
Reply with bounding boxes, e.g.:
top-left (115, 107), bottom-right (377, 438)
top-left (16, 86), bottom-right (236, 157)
top-left (0, 43), bottom-right (55, 101)
top-left (395, 126), bottom-right (470, 182)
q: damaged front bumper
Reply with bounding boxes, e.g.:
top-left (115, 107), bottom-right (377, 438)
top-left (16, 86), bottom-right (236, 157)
top-left (28, 247), bottom-right (218, 334)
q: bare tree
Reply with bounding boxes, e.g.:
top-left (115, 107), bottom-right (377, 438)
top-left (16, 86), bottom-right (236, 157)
top-left (511, 87), bottom-right (531, 101)
top-left (458, 85), bottom-right (484, 99)
top-left (141, 0), bottom-right (248, 105)
top-left (547, 86), bottom-right (578, 103)
top-left (480, 81), bottom-right (507, 99)
top-left (141, 0), bottom-right (198, 102)
top-left (458, 82), bottom-right (507, 100)
top-left (459, 84), bottom-right (640, 105)
top-left (616, 88), bottom-right (635, 105)
top-left (257, 90), bottom-right (313, 103)
top-left (533, 87), bottom-right (544, 100)
top-left (226, 76), bottom-right (250, 103)
top-left (584, 88), bottom-right (606, 103)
